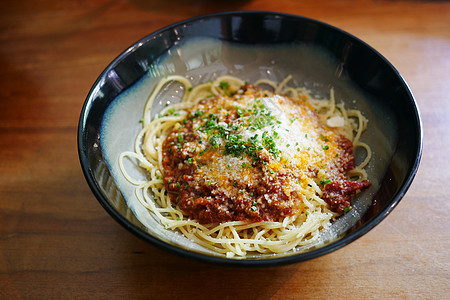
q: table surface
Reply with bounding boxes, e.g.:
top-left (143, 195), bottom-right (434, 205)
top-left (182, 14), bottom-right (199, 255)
top-left (1, 0), bottom-right (449, 298)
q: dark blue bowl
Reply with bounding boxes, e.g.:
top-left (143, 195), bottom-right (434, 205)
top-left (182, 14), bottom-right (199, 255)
top-left (78, 11), bottom-right (422, 266)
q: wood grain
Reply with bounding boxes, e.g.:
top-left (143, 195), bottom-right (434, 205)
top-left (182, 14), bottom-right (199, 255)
top-left (1, 0), bottom-right (449, 298)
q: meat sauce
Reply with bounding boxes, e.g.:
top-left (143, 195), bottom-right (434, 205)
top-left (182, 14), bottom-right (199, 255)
top-left (161, 86), bottom-right (370, 224)
top-left (163, 154), bottom-right (296, 224)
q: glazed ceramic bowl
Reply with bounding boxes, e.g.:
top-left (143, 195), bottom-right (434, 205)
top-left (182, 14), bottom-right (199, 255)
top-left (78, 11), bottom-right (422, 266)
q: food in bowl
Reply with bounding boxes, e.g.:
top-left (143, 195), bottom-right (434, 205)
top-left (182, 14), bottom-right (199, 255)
top-left (80, 11), bottom-right (421, 265)
top-left (117, 74), bottom-right (372, 257)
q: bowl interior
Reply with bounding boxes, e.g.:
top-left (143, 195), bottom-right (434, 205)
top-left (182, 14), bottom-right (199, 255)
top-left (78, 11), bottom-right (421, 266)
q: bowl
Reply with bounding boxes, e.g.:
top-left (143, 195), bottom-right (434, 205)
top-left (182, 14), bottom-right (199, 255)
top-left (78, 11), bottom-right (422, 266)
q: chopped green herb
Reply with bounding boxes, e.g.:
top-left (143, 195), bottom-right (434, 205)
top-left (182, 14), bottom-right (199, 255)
top-left (219, 81), bottom-right (230, 90)
top-left (320, 179), bottom-right (332, 186)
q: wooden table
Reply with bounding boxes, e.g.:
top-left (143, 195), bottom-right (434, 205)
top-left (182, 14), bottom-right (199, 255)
top-left (1, 0), bottom-right (449, 298)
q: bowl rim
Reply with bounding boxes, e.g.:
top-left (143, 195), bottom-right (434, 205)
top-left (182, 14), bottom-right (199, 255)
top-left (78, 10), bottom-right (423, 266)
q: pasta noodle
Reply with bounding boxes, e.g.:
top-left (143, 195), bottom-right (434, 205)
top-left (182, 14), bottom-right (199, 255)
top-left (119, 75), bottom-right (371, 258)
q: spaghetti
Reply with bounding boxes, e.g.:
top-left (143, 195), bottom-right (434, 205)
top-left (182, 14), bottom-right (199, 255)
top-left (119, 75), bottom-right (371, 257)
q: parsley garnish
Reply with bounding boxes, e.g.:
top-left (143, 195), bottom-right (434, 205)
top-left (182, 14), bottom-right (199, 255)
top-left (219, 81), bottom-right (230, 90)
top-left (320, 179), bottom-right (332, 186)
